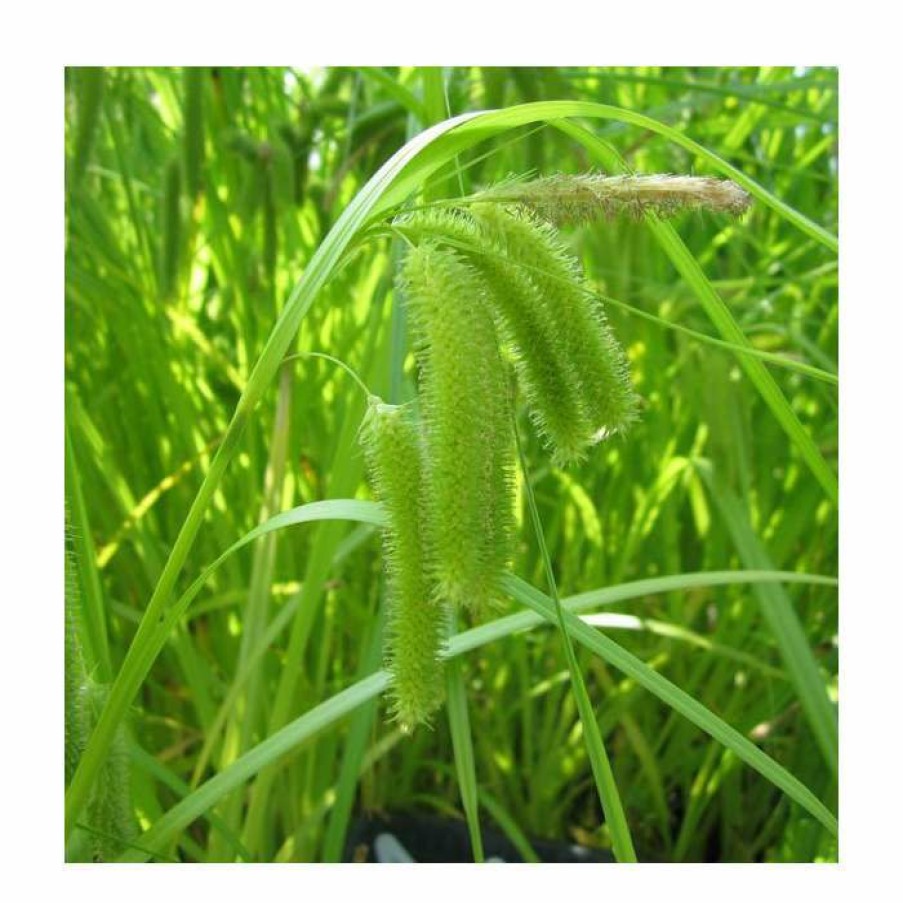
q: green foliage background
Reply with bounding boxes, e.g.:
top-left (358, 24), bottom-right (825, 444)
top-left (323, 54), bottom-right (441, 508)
top-left (64, 66), bottom-right (838, 863)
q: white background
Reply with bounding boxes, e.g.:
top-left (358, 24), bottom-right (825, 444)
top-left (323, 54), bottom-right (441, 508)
top-left (1, 1), bottom-right (898, 897)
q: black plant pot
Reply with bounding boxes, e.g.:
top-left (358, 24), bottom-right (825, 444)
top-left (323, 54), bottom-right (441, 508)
top-left (344, 812), bottom-right (614, 863)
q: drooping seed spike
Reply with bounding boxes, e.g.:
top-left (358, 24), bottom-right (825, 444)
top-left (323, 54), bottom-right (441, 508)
top-left (360, 398), bottom-right (446, 729)
top-left (474, 205), bottom-right (637, 464)
top-left (402, 243), bottom-right (515, 610)
top-left (70, 681), bottom-right (135, 861)
top-left (401, 208), bottom-right (593, 466)
top-left (65, 514), bottom-right (86, 787)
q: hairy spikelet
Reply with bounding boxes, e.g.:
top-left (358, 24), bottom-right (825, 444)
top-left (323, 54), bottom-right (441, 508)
top-left (402, 243), bottom-right (514, 610)
top-left (84, 684), bottom-right (135, 861)
top-left (69, 682), bottom-right (135, 862)
top-left (66, 514), bottom-right (135, 861)
top-left (360, 399), bottom-right (446, 730)
top-left (478, 172), bottom-right (752, 225)
top-left (65, 515), bottom-right (86, 787)
top-left (472, 204), bottom-right (639, 463)
top-left (402, 208), bottom-right (591, 465)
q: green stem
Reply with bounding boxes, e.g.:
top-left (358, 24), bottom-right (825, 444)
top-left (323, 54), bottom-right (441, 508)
top-left (514, 421), bottom-right (637, 862)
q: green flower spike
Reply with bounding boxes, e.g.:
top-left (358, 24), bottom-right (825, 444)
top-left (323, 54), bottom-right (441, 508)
top-left (360, 398), bottom-right (446, 730)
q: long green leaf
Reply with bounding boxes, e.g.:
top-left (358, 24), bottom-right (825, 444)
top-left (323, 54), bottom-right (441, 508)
top-left (445, 654), bottom-right (485, 862)
top-left (517, 425), bottom-right (636, 861)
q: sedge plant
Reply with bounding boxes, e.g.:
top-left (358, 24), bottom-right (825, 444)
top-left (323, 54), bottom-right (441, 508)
top-left (65, 67), bottom-right (838, 864)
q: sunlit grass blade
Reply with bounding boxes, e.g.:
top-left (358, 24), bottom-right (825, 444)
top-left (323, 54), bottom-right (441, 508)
top-left (516, 425), bottom-right (637, 862)
top-left (696, 459), bottom-right (838, 776)
top-left (501, 575), bottom-right (838, 837)
top-left (445, 654), bottom-right (485, 862)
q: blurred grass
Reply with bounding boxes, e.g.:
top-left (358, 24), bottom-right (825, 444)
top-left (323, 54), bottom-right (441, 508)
top-left (65, 66), bottom-right (837, 863)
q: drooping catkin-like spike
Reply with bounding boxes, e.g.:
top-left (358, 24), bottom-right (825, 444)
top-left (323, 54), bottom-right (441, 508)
top-left (472, 204), bottom-right (639, 462)
top-left (478, 172), bottom-right (751, 225)
top-left (403, 209), bottom-right (590, 462)
top-left (360, 399), bottom-right (446, 730)
top-left (402, 243), bottom-right (515, 610)
top-left (75, 682), bottom-right (135, 861)
top-left (65, 516), bottom-right (86, 787)
top-left (459, 205), bottom-right (595, 464)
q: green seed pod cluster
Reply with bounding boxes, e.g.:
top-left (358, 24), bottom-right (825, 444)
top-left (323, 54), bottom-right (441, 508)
top-left (403, 209), bottom-right (590, 465)
top-left (364, 177), bottom-right (649, 729)
top-left (360, 398), bottom-right (447, 730)
top-left (402, 200), bottom-right (639, 465)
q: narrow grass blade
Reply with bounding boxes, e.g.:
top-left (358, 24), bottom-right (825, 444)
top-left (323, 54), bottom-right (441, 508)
top-left (516, 427), bottom-right (637, 862)
top-left (68, 67), bottom-right (105, 190)
top-left (476, 789), bottom-right (541, 863)
top-left (445, 654), bottom-right (485, 862)
top-left (129, 742), bottom-right (252, 862)
top-left (649, 219), bottom-right (837, 504)
top-left (320, 600), bottom-right (386, 862)
top-left (501, 574), bottom-right (838, 836)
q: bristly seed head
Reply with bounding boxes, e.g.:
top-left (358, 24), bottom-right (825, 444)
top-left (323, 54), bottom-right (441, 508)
top-left (476, 172), bottom-right (752, 225)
